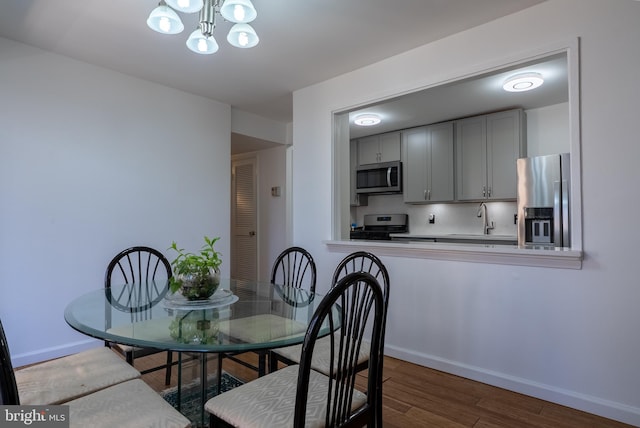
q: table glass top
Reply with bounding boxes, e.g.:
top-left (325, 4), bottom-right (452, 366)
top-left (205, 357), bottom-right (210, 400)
top-left (64, 279), bottom-right (333, 352)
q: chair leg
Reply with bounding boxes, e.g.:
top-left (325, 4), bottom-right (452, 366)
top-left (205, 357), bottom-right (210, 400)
top-left (257, 351), bottom-right (266, 376)
top-left (268, 351), bottom-right (278, 373)
top-left (165, 351), bottom-right (173, 385)
top-left (217, 353), bottom-right (223, 393)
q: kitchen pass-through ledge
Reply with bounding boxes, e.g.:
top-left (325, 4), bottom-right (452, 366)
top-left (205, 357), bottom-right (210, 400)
top-left (325, 239), bottom-right (583, 269)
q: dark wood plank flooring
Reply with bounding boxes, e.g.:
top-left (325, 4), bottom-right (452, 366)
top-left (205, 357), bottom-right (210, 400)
top-left (135, 352), bottom-right (633, 428)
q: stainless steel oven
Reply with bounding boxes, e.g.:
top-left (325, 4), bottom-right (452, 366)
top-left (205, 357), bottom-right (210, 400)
top-left (350, 214), bottom-right (408, 240)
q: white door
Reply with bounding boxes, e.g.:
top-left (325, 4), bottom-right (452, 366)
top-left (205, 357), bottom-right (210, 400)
top-left (231, 157), bottom-right (258, 281)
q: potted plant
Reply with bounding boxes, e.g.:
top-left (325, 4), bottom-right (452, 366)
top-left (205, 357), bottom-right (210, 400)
top-left (168, 236), bottom-right (222, 300)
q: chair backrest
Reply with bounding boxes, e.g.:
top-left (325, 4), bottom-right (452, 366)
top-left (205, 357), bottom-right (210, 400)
top-left (270, 247), bottom-right (317, 293)
top-left (104, 246), bottom-right (172, 322)
top-left (294, 272), bottom-right (385, 427)
top-left (0, 318), bottom-right (20, 405)
top-left (332, 251), bottom-right (390, 300)
top-left (105, 246), bottom-right (172, 287)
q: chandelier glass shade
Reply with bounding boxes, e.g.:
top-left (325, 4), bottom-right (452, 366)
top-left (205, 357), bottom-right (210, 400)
top-left (227, 23), bottom-right (259, 48)
top-left (147, 0), bottom-right (258, 55)
top-left (146, 3), bottom-right (184, 34)
top-left (219, 0), bottom-right (257, 23)
top-left (165, 0), bottom-right (204, 14)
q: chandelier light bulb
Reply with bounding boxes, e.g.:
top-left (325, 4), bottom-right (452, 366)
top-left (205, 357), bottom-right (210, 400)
top-left (197, 39), bottom-right (208, 52)
top-left (159, 17), bottom-right (171, 33)
top-left (238, 31), bottom-right (248, 47)
top-left (233, 5), bottom-right (245, 22)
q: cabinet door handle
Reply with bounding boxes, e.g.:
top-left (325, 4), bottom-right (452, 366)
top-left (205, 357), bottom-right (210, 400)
top-left (423, 190), bottom-right (427, 200)
top-left (482, 186), bottom-right (486, 197)
top-left (488, 186), bottom-right (492, 197)
top-left (427, 189), bottom-right (431, 200)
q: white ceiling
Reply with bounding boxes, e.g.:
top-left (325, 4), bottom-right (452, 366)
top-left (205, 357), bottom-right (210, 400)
top-left (0, 0), bottom-right (547, 127)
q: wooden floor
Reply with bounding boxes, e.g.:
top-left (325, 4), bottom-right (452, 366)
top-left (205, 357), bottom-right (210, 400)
top-left (136, 352), bottom-right (633, 428)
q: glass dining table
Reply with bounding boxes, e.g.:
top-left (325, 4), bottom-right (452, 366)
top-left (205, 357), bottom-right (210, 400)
top-left (64, 278), bottom-right (332, 427)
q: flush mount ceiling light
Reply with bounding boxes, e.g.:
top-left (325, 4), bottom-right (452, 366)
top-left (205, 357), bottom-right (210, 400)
top-left (147, 0), bottom-right (259, 55)
top-left (503, 72), bottom-right (544, 92)
top-left (354, 114), bottom-right (382, 126)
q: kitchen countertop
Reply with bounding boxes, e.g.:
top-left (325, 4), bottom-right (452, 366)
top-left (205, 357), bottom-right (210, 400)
top-left (325, 238), bottom-right (583, 269)
top-left (389, 233), bottom-right (518, 243)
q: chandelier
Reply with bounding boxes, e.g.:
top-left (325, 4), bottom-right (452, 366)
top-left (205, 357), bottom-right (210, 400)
top-left (147, 0), bottom-right (259, 55)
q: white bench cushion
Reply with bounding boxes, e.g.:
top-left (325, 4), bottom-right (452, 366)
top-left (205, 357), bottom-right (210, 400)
top-left (273, 332), bottom-right (371, 376)
top-left (217, 314), bottom-right (307, 343)
top-left (205, 364), bottom-right (367, 428)
top-left (65, 379), bottom-right (191, 428)
top-left (15, 347), bottom-right (140, 405)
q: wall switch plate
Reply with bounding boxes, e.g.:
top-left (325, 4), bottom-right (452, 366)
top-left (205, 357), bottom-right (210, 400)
top-left (429, 214), bottom-right (435, 224)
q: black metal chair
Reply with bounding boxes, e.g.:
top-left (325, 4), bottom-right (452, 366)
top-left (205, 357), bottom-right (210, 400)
top-left (269, 251), bottom-right (390, 374)
top-left (104, 246), bottom-right (174, 385)
top-left (0, 317), bottom-right (191, 427)
top-left (205, 271), bottom-right (386, 427)
top-left (0, 317), bottom-right (139, 405)
top-left (0, 318), bottom-right (19, 405)
top-left (218, 246), bottom-right (317, 379)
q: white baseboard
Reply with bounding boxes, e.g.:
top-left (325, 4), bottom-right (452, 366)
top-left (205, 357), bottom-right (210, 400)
top-left (12, 339), bottom-right (102, 368)
top-left (384, 345), bottom-right (640, 427)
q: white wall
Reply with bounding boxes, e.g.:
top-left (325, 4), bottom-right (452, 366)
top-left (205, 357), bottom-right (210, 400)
top-left (526, 102), bottom-right (570, 156)
top-left (231, 108), bottom-right (290, 145)
top-left (292, 0), bottom-right (640, 425)
top-left (0, 38), bottom-right (231, 365)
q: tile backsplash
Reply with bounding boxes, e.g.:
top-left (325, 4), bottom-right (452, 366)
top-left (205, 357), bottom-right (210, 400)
top-left (352, 194), bottom-right (517, 236)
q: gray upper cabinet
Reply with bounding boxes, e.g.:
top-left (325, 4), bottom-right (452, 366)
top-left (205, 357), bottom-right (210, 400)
top-left (402, 122), bottom-right (454, 203)
top-left (455, 109), bottom-right (526, 201)
top-left (350, 139), bottom-right (368, 206)
top-left (357, 131), bottom-right (401, 165)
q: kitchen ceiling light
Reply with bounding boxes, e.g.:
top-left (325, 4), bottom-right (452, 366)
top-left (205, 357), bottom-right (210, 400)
top-left (503, 72), bottom-right (544, 92)
top-left (147, 0), bottom-right (259, 54)
top-left (354, 114), bottom-right (382, 126)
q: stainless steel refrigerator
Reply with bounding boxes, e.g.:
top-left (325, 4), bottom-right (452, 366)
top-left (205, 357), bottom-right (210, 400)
top-left (516, 153), bottom-right (570, 248)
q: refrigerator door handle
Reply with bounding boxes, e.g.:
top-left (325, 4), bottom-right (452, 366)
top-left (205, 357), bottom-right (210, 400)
top-left (554, 179), bottom-right (570, 247)
top-left (553, 181), bottom-right (561, 246)
top-left (561, 179), bottom-right (570, 247)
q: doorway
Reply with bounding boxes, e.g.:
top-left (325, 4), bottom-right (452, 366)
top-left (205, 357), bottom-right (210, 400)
top-left (230, 156), bottom-right (258, 281)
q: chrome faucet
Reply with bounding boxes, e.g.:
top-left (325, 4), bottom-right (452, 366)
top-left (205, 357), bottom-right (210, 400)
top-left (476, 202), bottom-right (495, 235)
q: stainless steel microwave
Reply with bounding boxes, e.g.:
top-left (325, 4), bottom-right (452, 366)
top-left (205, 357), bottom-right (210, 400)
top-left (356, 161), bottom-right (402, 194)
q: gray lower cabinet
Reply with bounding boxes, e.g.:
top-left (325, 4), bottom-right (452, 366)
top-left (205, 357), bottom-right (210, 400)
top-left (455, 109), bottom-right (526, 201)
top-left (402, 122), bottom-right (454, 203)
